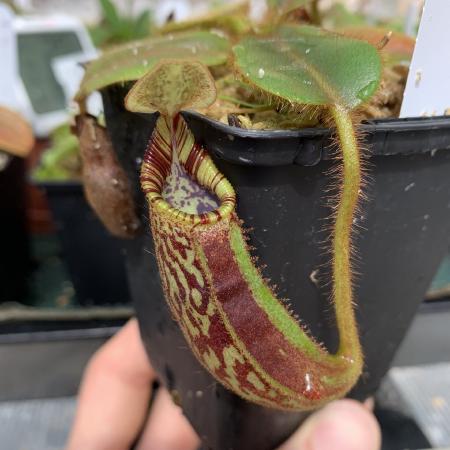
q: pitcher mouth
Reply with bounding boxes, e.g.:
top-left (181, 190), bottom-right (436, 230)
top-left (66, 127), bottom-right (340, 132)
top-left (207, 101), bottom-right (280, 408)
top-left (141, 115), bottom-right (236, 226)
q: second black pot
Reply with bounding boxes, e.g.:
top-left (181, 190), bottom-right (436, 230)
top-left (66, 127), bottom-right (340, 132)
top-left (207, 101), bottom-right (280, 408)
top-left (37, 181), bottom-right (131, 306)
top-left (102, 85), bottom-right (450, 450)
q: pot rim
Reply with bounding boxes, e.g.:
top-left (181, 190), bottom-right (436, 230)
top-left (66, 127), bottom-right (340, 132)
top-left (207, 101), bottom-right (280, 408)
top-left (179, 110), bottom-right (450, 166)
top-left (183, 110), bottom-right (450, 139)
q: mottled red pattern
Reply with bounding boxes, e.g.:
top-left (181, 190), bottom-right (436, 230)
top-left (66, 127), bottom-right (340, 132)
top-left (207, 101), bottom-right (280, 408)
top-left (151, 215), bottom-right (299, 407)
top-left (151, 208), bottom-right (341, 408)
top-left (196, 221), bottom-right (343, 401)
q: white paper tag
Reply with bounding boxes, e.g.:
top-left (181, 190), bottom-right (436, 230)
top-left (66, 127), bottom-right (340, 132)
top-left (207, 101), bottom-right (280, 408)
top-left (400, 0), bottom-right (450, 118)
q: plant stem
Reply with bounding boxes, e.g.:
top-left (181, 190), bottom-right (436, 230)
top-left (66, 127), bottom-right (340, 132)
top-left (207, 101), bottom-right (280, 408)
top-left (310, 0), bottom-right (321, 25)
top-left (329, 104), bottom-right (363, 370)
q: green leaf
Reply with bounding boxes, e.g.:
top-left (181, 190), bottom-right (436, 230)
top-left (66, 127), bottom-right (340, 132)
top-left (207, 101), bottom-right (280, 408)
top-left (116, 18), bottom-right (134, 41)
top-left (100, 0), bottom-right (121, 29)
top-left (232, 25), bottom-right (381, 109)
top-left (125, 59), bottom-right (216, 116)
top-left (134, 10), bottom-right (152, 39)
top-left (89, 25), bottom-right (114, 47)
top-left (76, 30), bottom-right (230, 101)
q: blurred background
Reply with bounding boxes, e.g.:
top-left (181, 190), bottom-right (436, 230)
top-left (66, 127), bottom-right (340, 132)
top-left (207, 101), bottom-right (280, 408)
top-left (0, 1), bottom-right (449, 449)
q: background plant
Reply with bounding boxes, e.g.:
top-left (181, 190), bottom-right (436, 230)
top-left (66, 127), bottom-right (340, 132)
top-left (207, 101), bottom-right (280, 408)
top-left (33, 124), bottom-right (80, 181)
top-left (89, 0), bottom-right (153, 47)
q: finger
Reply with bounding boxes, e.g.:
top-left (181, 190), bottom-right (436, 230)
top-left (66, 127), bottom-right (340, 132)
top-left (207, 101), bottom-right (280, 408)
top-left (136, 388), bottom-right (200, 450)
top-left (66, 319), bottom-right (156, 450)
top-left (277, 399), bottom-right (381, 450)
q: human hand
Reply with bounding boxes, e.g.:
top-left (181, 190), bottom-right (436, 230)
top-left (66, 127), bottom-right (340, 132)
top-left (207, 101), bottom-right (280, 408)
top-left (66, 319), bottom-right (381, 450)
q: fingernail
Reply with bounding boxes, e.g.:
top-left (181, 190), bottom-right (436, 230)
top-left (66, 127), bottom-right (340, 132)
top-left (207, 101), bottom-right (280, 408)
top-left (363, 396), bottom-right (375, 411)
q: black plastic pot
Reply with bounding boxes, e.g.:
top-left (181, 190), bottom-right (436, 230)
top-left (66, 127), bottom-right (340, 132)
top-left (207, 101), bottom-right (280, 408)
top-left (37, 181), bottom-right (131, 306)
top-left (102, 85), bottom-right (450, 450)
top-left (0, 155), bottom-right (30, 303)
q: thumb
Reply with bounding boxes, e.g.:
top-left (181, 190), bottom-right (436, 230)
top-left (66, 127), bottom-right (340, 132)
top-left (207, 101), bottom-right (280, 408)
top-left (277, 399), bottom-right (381, 450)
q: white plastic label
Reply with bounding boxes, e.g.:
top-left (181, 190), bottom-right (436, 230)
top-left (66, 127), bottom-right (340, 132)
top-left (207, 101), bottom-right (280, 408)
top-left (400, 0), bottom-right (450, 118)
